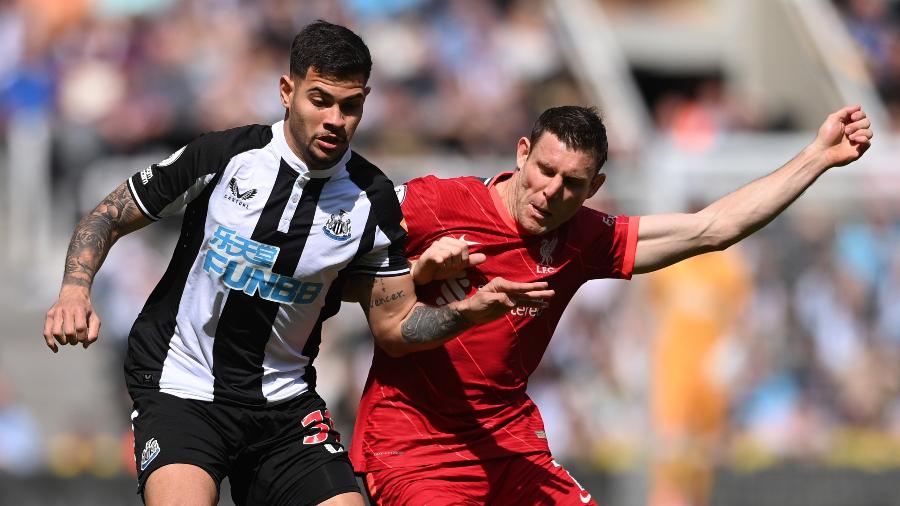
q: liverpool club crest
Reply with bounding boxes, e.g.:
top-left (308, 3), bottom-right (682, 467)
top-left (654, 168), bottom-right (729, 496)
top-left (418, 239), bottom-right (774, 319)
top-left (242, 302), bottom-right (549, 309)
top-left (537, 235), bottom-right (558, 273)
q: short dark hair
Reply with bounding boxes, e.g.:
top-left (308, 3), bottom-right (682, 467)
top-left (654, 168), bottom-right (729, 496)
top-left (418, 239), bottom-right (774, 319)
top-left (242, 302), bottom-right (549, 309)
top-left (529, 106), bottom-right (608, 172)
top-left (290, 20), bottom-right (372, 83)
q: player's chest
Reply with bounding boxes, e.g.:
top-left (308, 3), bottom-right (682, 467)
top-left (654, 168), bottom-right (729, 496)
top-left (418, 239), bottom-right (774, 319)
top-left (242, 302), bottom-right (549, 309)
top-left (417, 229), bottom-right (581, 307)
top-left (202, 173), bottom-right (368, 279)
top-left (421, 229), bottom-right (576, 279)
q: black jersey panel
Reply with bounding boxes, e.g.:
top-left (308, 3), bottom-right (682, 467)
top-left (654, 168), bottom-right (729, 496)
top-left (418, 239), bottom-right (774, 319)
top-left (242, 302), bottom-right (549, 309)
top-left (343, 152), bottom-right (409, 276)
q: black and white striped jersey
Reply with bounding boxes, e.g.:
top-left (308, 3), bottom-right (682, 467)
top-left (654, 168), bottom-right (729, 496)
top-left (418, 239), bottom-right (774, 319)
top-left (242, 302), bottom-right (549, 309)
top-left (123, 121), bottom-right (409, 407)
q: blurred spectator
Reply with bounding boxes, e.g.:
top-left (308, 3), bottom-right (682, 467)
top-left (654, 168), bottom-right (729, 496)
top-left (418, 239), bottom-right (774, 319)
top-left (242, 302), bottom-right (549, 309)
top-left (0, 375), bottom-right (41, 476)
top-left (646, 247), bottom-right (752, 506)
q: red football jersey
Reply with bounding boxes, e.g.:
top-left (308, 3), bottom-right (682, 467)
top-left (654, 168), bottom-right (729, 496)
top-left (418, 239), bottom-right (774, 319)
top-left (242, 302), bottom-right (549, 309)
top-left (350, 173), bottom-right (639, 471)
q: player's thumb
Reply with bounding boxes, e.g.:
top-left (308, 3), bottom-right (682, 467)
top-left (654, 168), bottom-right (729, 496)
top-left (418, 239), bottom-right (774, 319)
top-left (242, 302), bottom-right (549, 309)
top-left (468, 253), bottom-right (487, 266)
top-left (84, 312), bottom-right (101, 349)
top-left (483, 276), bottom-right (507, 292)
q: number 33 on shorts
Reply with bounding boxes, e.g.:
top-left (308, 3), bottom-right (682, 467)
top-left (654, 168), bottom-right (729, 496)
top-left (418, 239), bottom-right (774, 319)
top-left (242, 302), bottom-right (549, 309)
top-left (301, 409), bottom-right (342, 449)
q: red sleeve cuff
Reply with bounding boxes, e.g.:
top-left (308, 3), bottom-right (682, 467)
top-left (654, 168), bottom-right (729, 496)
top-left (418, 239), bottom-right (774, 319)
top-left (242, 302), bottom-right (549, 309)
top-left (620, 215), bottom-right (640, 279)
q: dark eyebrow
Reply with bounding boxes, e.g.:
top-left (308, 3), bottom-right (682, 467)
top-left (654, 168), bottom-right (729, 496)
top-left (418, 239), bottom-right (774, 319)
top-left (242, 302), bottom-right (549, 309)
top-left (307, 86), bottom-right (365, 101)
top-left (538, 161), bottom-right (586, 182)
top-left (307, 87), bottom-right (333, 98)
top-left (537, 161), bottom-right (554, 172)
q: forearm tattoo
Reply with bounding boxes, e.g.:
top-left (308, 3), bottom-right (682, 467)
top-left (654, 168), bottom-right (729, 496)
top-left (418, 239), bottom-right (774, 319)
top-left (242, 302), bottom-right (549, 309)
top-left (400, 305), bottom-right (473, 344)
top-left (63, 182), bottom-right (143, 288)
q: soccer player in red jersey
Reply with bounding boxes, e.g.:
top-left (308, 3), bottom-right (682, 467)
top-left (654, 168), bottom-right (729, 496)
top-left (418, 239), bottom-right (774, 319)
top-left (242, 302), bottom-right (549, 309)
top-left (349, 105), bottom-right (873, 505)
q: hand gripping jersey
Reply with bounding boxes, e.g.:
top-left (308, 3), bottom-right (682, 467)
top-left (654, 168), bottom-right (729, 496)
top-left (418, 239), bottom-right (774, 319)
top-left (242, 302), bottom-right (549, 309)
top-left (350, 173), bottom-right (638, 471)
top-left (124, 122), bottom-right (409, 407)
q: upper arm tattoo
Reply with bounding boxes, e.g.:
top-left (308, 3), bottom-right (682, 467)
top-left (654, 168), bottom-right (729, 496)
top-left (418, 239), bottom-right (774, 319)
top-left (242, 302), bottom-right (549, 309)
top-left (366, 276), bottom-right (407, 309)
top-left (400, 305), bottom-right (473, 344)
top-left (370, 289), bottom-right (405, 308)
top-left (63, 182), bottom-right (147, 288)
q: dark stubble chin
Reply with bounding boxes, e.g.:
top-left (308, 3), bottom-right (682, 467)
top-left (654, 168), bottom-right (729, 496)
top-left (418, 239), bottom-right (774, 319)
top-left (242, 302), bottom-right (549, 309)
top-left (306, 143), bottom-right (346, 170)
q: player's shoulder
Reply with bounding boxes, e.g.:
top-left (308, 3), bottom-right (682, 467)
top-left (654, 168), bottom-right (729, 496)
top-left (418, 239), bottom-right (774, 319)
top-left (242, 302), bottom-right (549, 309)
top-left (570, 206), bottom-right (622, 235)
top-left (194, 124), bottom-right (274, 152)
top-left (399, 175), bottom-right (487, 210)
top-left (405, 174), bottom-right (489, 194)
top-left (345, 150), bottom-right (398, 198)
top-left (346, 149), bottom-right (383, 175)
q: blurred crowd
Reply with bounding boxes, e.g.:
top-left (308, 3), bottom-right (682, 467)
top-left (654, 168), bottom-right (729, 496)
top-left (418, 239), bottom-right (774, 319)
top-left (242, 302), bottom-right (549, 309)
top-left (0, 0), bottom-right (578, 167)
top-left (836, 0), bottom-right (900, 132)
top-left (2, 0), bottom-right (900, 497)
top-left (2, 0), bottom-right (898, 200)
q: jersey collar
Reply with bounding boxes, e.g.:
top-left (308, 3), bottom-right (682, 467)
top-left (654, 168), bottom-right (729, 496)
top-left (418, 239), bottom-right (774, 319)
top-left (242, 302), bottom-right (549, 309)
top-left (272, 121), bottom-right (350, 179)
top-left (488, 171), bottom-right (521, 235)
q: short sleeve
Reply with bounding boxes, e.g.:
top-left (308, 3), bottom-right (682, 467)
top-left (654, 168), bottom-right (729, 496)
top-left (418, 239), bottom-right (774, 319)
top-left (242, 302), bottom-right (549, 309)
top-left (347, 225), bottom-right (410, 277)
top-left (342, 155), bottom-right (410, 277)
top-left (582, 212), bottom-right (640, 280)
top-left (126, 125), bottom-right (272, 221)
top-left (126, 138), bottom-right (220, 221)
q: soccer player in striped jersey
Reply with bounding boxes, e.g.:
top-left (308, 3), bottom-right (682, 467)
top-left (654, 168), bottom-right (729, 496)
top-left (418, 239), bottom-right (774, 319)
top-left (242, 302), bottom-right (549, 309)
top-left (41, 21), bottom-right (551, 506)
top-left (351, 105), bottom-right (873, 505)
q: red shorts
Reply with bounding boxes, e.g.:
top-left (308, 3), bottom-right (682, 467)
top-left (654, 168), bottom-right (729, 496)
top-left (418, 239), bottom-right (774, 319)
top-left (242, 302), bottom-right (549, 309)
top-left (363, 452), bottom-right (597, 505)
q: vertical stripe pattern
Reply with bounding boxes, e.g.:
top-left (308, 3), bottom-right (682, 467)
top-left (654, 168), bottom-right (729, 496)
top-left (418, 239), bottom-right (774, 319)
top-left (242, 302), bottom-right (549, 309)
top-left (125, 121), bottom-right (409, 406)
top-left (212, 162), bottom-right (326, 405)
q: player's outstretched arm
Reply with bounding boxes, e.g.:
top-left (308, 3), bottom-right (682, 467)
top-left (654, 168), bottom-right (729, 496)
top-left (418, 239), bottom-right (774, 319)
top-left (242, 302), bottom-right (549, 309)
top-left (347, 274), bottom-right (553, 356)
top-left (633, 105), bottom-right (873, 274)
top-left (43, 181), bottom-right (152, 353)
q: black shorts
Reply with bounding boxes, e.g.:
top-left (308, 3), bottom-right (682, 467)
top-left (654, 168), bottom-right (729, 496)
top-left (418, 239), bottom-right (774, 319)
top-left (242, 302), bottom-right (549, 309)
top-left (130, 389), bottom-right (358, 505)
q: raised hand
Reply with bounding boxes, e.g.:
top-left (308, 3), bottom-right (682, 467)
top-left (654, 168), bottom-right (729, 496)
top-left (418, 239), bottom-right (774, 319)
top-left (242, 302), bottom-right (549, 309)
top-left (813, 105), bottom-right (873, 168)
top-left (452, 277), bottom-right (555, 325)
top-left (412, 236), bottom-right (487, 285)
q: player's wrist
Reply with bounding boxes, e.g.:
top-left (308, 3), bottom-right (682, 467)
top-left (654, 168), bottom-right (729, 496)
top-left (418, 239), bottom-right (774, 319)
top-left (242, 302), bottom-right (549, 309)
top-left (410, 259), bottom-right (428, 285)
top-left (796, 145), bottom-right (832, 175)
top-left (447, 299), bottom-right (477, 325)
top-left (59, 279), bottom-right (92, 297)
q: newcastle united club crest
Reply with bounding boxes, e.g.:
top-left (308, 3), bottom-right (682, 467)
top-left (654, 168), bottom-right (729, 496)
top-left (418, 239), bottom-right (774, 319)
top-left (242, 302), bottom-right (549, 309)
top-left (323, 210), bottom-right (352, 241)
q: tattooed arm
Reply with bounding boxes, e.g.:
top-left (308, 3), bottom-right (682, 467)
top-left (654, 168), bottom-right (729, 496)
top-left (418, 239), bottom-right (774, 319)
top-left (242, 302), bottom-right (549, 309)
top-left (43, 182), bottom-right (152, 352)
top-left (345, 274), bottom-right (554, 357)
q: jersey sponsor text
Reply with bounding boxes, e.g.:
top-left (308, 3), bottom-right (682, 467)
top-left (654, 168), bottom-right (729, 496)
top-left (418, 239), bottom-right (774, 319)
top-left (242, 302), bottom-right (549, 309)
top-left (202, 225), bottom-right (323, 304)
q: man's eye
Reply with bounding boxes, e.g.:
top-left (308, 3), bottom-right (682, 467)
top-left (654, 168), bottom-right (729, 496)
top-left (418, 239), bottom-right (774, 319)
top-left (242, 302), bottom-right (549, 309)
top-left (341, 102), bottom-right (363, 115)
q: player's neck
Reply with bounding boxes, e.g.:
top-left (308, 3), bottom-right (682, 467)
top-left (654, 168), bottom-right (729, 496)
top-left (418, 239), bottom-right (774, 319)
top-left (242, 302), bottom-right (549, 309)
top-left (494, 172), bottom-right (519, 224)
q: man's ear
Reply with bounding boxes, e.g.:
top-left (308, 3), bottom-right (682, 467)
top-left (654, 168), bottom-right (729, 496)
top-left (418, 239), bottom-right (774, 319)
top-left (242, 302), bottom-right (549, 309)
top-left (515, 137), bottom-right (530, 171)
top-left (279, 75), bottom-right (295, 109)
top-left (588, 172), bottom-right (606, 198)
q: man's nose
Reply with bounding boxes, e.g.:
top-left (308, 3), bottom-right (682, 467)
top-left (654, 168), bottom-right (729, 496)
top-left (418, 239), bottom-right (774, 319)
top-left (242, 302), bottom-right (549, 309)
top-left (544, 176), bottom-right (563, 200)
top-left (324, 105), bottom-right (346, 129)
